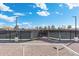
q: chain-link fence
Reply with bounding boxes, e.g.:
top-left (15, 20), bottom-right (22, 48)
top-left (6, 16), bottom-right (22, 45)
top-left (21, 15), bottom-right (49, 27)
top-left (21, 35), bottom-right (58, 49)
top-left (0, 30), bottom-right (79, 40)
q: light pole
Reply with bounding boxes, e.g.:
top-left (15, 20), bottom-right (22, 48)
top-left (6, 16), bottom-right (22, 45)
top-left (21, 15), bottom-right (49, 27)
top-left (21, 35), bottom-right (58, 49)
top-left (15, 16), bottom-right (18, 37)
top-left (73, 16), bottom-right (77, 37)
top-left (72, 16), bottom-right (79, 41)
top-left (59, 29), bottom-right (61, 41)
top-left (14, 16), bottom-right (19, 42)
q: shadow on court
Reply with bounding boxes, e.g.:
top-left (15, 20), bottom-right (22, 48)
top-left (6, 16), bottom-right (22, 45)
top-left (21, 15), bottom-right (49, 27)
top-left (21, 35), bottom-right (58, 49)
top-left (39, 38), bottom-right (79, 43)
top-left (0, 40), bottom-right (32, 43)
top-left (0, 38), bottom-right (79, 43)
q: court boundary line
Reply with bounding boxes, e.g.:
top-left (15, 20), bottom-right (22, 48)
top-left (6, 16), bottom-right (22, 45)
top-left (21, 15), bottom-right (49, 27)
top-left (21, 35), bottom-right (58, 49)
top-left (21, 43), bottom-right (79, 56)
top-left (62, 44), bottom-right (79, 55)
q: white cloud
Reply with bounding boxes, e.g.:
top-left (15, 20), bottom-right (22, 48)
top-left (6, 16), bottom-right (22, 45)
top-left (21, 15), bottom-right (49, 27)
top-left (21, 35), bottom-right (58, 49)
top-left (37, 11), bottom-right (50, 16)
top-left (0, 3), bottom-right (13, 12)
top-left (14, 12), bottom-right (25, 16)
top-left (12, 22), bottom-right (32, 27)
top-left (0, 22), bottom-right (5, 25)
top-left (0, 22), bottom-right (6, 28)
top-left (55, 11), bottom-right (63, 15)
top-left (59, 4), bottom-right (63, 7)
top-left (0, 22), bottom-right (5, 27)
top-left (14, 23), bottom-right (22, 25)
top-left (12, 22), bottom-right (32, 29)
top-left (29, 12), bottom-right (32, 14)
top-left (65, 3), bottom-right (79, 9)
top-left (56, 12), bottom-right (60, 14)
top-left (35, 3), bottom-right (48, 10)
top-left (0, 14), bottom-right (16, 22)
top-left (33, 5), bottom-right (36, 8)
top-left (20, 22), bottom-right (32, 29)
top-left (22, 22), bottom-right (30, 25)
top-left (22, 22), bottom-right (32, 27)
top-left (35, 3), bottom-right (50, 16)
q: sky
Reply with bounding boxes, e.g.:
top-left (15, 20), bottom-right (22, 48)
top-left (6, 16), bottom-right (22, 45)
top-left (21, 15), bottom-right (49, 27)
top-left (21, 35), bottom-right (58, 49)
top-left (0, 3), bottom-right (79, 28)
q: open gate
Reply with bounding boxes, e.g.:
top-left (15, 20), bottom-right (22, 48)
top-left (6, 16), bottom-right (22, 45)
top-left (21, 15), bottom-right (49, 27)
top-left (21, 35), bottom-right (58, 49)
top-left (38, 30), bottom-right (48, 37)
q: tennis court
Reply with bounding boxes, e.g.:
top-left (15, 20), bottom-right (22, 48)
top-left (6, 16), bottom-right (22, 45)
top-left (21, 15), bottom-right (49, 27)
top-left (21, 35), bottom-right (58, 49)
top-left (0, 40), bottom-right (79, 56)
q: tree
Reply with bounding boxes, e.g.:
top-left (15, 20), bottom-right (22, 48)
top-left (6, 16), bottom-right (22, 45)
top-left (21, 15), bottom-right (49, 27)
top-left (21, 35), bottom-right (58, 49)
top-left (48, 26), bottom-right (50, 30)
top-left (67, 25), bottom-right (72, 29)
top-left (58, 27), bottom-right (61, 30)
top-left (35, 26), bottom-right (39, 30)
top-left (61, 25), bottom-right (66, 29)
top-left (39, 26), bottom-right (42, 30)
top-left (51, 25), bottom-right (55, 29)
top-left (44, 26), bottom-right (47, 30)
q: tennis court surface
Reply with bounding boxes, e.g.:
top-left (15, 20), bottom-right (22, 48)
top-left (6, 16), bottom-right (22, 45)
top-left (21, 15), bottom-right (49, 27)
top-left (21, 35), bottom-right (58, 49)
top-left (0, 40), bottom-right (79, 56)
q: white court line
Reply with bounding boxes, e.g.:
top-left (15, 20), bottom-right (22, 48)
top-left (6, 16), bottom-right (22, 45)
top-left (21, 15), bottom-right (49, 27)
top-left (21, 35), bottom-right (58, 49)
top-left (20, 43), bottom-right (63, 45)
top-left (20, 43), bottom-right (63, 56)
top-left (21, 43), bottom-right (79, 56)
top-left (62, 44), bottom-right (79, 56)
top-left (22, 45), bottom-right (25, 56)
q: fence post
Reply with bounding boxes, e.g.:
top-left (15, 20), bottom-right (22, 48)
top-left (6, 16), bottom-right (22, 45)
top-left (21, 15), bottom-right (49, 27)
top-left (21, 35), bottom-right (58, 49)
top-left (59, 29), bottom-right (61, 41)
top-left (31, 30), bottom-right (33, 39)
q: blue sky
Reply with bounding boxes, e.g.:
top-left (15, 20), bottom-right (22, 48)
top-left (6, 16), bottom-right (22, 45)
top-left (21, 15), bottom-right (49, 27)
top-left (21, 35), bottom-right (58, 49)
top-left (0, 3), bottom-right (79, 28)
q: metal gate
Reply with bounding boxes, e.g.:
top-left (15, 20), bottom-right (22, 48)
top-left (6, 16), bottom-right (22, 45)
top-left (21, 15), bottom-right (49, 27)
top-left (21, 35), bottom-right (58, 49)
top-left (38, 30), bottom-right (48, 37)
